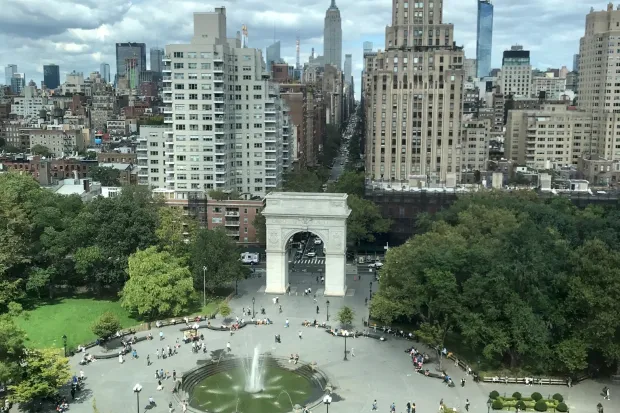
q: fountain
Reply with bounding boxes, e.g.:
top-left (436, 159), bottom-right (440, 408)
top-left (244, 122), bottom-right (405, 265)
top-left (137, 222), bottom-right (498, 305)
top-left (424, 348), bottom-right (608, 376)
top-left (183, 349), bottom-right (327, 413)
top-left (242, 346), bottom-right (265, 393)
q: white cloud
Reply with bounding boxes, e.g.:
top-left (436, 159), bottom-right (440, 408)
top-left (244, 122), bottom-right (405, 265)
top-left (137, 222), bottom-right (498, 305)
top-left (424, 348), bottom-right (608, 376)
top-left (0, 0), bottom-right (593, 95)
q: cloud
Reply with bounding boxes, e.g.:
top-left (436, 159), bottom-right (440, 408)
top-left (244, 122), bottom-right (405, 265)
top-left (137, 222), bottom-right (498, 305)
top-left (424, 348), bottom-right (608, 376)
top-left (0, 0), bottom-right (593, 96)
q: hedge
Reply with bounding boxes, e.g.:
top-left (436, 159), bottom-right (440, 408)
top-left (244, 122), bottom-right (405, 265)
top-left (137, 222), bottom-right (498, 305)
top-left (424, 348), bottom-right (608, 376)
top-left (534, 400), bottom-right (548, 412)
top-left (556, 402), bottom-right (568, 412)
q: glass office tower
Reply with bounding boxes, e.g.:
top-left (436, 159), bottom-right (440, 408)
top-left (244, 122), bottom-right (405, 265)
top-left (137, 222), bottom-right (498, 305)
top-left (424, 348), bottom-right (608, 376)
top-left (476, 0), bottom-right (493, 78)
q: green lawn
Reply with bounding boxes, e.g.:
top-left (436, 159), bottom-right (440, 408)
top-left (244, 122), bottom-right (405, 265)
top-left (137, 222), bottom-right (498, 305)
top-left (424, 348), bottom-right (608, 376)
top-left (16, 296), bottom-right (226, 350)
top-left (16, 298), bottom-right (138, 350)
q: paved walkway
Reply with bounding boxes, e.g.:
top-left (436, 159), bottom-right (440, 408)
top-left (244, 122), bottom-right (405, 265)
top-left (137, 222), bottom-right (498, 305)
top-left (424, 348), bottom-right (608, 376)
top-left (64, 276), bottom-right (618, 413)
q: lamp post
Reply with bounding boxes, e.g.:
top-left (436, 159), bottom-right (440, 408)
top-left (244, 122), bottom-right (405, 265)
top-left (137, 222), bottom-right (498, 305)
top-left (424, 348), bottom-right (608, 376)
top-left (487, 398), bottom-right (492, 413)
top-left (133, 383), bottom-right (142, 413)
top-left (202, 266), bottom-right (207, 308)
top-left (344, 334), bottom-right (348, 361)
top-left (326, 300), bottom-right (330, 322)
top-left (369, 281), bottom-right (372, 300)
top-left (62, 334), bottom-right (67, 357)
top-left (235, 279), bottom-right (238, 296)
top-left (323, 394), bottom-right (332, 413)
top-left (252, 297), bottom-right (255, 318)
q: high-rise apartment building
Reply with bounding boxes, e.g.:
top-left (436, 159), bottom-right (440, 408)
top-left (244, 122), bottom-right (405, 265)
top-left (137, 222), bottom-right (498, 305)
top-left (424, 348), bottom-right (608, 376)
top-left (10, 73), bottom-right (25, 95)
top-left (363, 0), bottom-right (465, 184)
top-left (150, 48), bottom-right (164, 73)
top-left (344, 54), bottom-right (352, 84)
top-left (137, 125), bottom-right (168, 188)
top-left (266, 41), bottom-right (281, 73)
top-left (115, 43), bottom-right (147, 84)
top-left (476, 0), bottom-right (493, 78)
top-left (43, 64), bottom-right (60, 89)
top-left (464, 58), bottom-right (477, 82)
top-left (573, 53), bottom-right (580, 73)
top-left (501, 45), bottom-right (531, 97)
top-left (5, 65), bottom-right (17, 87)
top-left (323, 0), bottom-right (342, 69)
top-left (162, 8), bottom-right (290, 200)
top-left (100, 63), bottom-right (111, 83)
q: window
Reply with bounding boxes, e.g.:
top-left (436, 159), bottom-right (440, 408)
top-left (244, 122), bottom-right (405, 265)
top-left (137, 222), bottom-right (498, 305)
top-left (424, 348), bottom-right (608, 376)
top-left (173, 63), bottom-right (184, 69)
top-left (188, 63), bottom-right (197, 69)
top-left (201, 63), bottom-right (211, 70)
top-left (173, 52), bottom-right (184, 58)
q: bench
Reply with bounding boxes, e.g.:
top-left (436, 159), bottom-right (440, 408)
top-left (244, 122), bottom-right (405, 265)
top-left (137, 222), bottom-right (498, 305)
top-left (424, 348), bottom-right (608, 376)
top-left (481, 376), bottom-right (567, 386)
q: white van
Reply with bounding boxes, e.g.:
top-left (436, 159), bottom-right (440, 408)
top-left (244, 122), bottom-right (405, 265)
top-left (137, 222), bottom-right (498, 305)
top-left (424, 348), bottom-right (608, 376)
top-left (240, 252), bottom-right (260, 264)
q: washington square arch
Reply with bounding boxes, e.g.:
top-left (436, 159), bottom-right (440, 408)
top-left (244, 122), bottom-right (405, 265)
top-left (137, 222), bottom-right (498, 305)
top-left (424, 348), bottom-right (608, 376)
top-left (262, 192), bottom-right (351, 296)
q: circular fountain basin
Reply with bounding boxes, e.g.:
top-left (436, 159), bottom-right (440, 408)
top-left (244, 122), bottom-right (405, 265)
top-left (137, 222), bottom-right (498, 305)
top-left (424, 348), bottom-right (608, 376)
top-left (190, 365), bottom-right (315, 413)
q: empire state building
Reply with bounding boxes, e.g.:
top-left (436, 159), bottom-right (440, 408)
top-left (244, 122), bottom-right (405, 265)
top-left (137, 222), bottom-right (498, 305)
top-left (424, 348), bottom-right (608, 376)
top-left (323, 0), bottom-right (342, 69)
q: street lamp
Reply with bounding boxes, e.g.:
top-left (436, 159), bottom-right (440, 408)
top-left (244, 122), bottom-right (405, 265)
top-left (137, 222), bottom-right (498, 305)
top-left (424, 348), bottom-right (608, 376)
top-left (202, 266), bottom-right (207, 308)
top-left (323, 394), bottom-right (332, 413)
top-left (62, 335), bottom-right (67, 357)
top-left (235, 279), bottom-right (238, 296)
top-left (326, 300), bottom-right (330, 322)
top-left (487, 398), bottom-right (492, 413)
top-left (133, 383), bottom-right (142, 413)
top-left (252, 297), bottom-right (255, 318)
top-left (344, 334), bottom-right (348, 361)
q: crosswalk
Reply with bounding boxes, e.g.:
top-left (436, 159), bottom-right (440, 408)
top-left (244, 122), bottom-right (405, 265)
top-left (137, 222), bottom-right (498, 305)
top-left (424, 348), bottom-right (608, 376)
top-left (293, 257), bottom-right (325, 265)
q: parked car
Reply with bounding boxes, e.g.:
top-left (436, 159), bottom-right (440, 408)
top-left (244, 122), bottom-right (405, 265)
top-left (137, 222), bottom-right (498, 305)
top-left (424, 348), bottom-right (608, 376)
top-left (306, 251), bottom-right (317, 258)
top-left (368, 261), bottom-right (383, 269)
top-left (314, 238), bottom-right (322, 245)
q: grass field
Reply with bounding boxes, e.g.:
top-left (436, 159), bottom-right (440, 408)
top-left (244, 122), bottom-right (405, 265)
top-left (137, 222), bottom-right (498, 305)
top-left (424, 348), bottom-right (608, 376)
top-left (15, 298), bottom-right (138, 350)
top-left (16, 296), bottom-right (226, 350)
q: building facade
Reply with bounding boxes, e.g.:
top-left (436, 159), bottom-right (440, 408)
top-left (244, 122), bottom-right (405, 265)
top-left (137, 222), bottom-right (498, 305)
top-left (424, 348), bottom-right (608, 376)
top-left (115, 42), bottom-right (147, 85)
top-left (461, 118), bottom-right (491, 173)
top-left (344, 54), bottom-right (352, 84)
top-left (501, 45), bottom-right (531, 97)
top-left (100, 63), bottom-right (111, 83)
top-left (266, 41), bottom-right (281, 73)
top-left (43, 64), bottom-right (60, 89)
top-left (150, 48), bottom-right (164, 74)
top-left (363, 0), bottom-right (466, 184)
top-left (476, 0), bottom-right (493, 79)
top-left (163, 8), bottom-right (290, 200)
top-left (531, 73), bottom-right (567, 100)
top-left (323, 0), bottom-right (342, 69)
top-left (10, 73), bottom-right (25, 95)
top-left (27, 129), bottom-right (86, 157)
top-left (137, 125), bottom-right (168, 188)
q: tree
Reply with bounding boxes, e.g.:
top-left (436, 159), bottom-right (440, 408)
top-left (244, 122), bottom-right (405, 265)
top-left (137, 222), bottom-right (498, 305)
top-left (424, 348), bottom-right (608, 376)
top-left (8, 348), bottom-right (71, 403)
top-left (219, 302), bottom-right (232, 320)
top-left (91, 312), bottom-right (121, 339)
top-left (190, 228), bottom-right (247, 292)
top-left (84, 151), bottom-right (97, 160)
top-left (282, 168), bottom-right (324, 192)
top-left (31, 144), bottom-right (51, 157)
top-left (346, 195), bottom-right (391, 245)
top-left (156, 206), bottom-right (198, 256)
top-left (336, 306), bottom-right (355, 328)
top-left (0, 315), bottom-right (27, 384)
top-left (88, 166), bottom-right (121, 186)
top-left (252, 211), bottom-right (266, 245)
top-left (121, 247), bottom-right (194, 318)
top-left (208, 189), bottom-right (240, 201)
top-left (328, 171), bottom-right (364, 197)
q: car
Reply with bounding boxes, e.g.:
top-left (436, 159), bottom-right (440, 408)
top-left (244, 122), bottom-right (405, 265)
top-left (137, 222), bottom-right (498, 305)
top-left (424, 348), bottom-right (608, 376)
top-left (314, 238), bottom-right (322, 245)
top-left (306, 251), bottom-right (317, 257)
top-left (368, 261), bottom-right (383, 269)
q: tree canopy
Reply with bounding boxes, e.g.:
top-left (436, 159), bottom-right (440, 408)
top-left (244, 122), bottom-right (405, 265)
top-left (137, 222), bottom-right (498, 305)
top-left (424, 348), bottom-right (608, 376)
top-left (372, 191), bottom-right (620, 375)
top-left (88, 166), bottom-right (121, 186)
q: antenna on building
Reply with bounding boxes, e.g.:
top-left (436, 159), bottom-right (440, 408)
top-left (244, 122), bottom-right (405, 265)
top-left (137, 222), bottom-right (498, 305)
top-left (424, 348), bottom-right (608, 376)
top-left (241, 24), bottom-right (248, 47)
top-left (296, 34), bottom-right (301, 70)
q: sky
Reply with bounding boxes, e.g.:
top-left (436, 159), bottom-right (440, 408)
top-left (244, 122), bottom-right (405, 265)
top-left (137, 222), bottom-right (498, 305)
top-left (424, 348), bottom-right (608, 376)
top-left (0, 0), bottom-right (599, 98)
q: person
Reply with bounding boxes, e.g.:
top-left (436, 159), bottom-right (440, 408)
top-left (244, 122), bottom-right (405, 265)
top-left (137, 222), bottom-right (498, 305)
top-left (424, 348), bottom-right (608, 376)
top-left (406, 401), bottom-right (411, 413)
top-left (79, 370), bottom-right (85, 381)
top-left (169, 401), bottom-right (174, 413)
top-left (118, 354), bottom-right (124, 364)
top-left (603, 386), bottom-right (610, 400)
top-left (465, 399), bottom-right (470, 412)
top-left (299, 331), bottom-right (302, 339)
top-left (412, 402), bottom-right (416, 413)
top-left (227, 342), bottom-right (231, 352)
top-left (148, 396), bottom-right (155, 406)
top-left (285, 319), bottom-right (289, 328)
top-left (173, 370), bottom-right (177, 381)
top-left (461, 377), bottom-right (466, 387)
top-left (70, 387), bottom-right (75, 400)
top-left (390, 402), bottom-right (396, 412)
top-left (160, 331), bottom-right (164, 340)
top-left (156, 348), bottom-right (160, 359)
top-left (279, 304), bottom-right (282, 313)
top-left (371, 400), bottom-right (377, 411)
top-left (132, 349), bottom-right (138, 359)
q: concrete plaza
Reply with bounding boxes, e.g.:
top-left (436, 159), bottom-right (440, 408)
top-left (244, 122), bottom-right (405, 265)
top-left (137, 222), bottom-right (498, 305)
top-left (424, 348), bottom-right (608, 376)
top-left (65, 274), bottom-right (617, 413)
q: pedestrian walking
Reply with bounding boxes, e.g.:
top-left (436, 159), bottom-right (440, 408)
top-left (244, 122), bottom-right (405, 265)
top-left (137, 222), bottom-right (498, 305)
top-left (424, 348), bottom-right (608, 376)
top-left (285, 319), bottom-right (289, 328)
top-left (461, 377), bottom-right (466, 387)
top-left (406, 401), bottom-right (411, 413)
top-left (156, 348), bottom-right (160, 359)
top-left (147, 354), bottom-right (151, 366)
top-left (390, 402), bottom-right (396, 412)
top-left (316, 305), bottom-right (319, 314)
top-left (227, 342), bottom-right (231, 352)
top-left (316, 275), bottom-right (319, 283)
top-left (70, 387), bottom-right (75, 400)
top-left (351, 347), bottom-right (355, 357)
top-left (298, 331), bottom-right (302, 339)
top-left (412, 402), bottom-right (416, 413)
top-left (168, 401), bottom-right (173, 413)
top-left (465, 399), bottom-right (470, 412)
top-left (173, 370), bottom-right (177, 381)
top-left (160, 331), bottom-right (164, 340)
top-left (371, 400), bottom-right (377, 411)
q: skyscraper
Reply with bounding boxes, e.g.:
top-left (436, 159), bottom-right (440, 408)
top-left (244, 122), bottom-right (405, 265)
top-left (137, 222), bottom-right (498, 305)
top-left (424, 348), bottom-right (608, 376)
top-left (363, 42), bottom-right (373, 54)
top-left (150, 48), bottom-right (164, 73)
top-left (573, 53), bottom-right (580, 72)
top-left (115, 43), bottom-right (146, 83)
top-left (344, 54), bottom-right (352, 84)
top-left (266, 41), bottom-right (281, 73)
top-left (10, 73), bottom-right (25, 95)
top-left (100, 63), bottom-right (110, 83)
top-left (43, 64), bottom-right (60, 89)
top-left (501, 45), bottom-right (531, 97)
top-left (4, 64), bottom-right (17, 86)
top-left (476, 0), bottom-right (493, 78)
top-left (323, 0), bottom-right (342, 69)
top-left (364, 0), bottom-right (465, 184)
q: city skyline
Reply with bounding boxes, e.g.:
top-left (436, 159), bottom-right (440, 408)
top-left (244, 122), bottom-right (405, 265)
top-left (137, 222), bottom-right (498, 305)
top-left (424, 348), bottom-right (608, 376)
top-left (0, 0), bottom-right (601, 96)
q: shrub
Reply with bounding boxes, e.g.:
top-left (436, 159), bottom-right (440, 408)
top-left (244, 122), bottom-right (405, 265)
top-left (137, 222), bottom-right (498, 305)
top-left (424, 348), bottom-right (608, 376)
top-left (91, 312), bottom-right (121, 339)
top-left (534, 400), bottom-right (548, 412)
top-left (516, 401), bottom-right (527, 411)
top-left (531, 392), bottom-right (543, 402)
top-left (492, 400), bottom-right (504, 410)
top-left (219, 302), bottom-right (232, 318)
top-left (489, 390), bottom-right (500, 400)
top-left (556, 402), bottom-right (568, 412)
top-left (552, 393), bottom-right (564, 403)
top-left (512, 392), bottom-right (522, 400)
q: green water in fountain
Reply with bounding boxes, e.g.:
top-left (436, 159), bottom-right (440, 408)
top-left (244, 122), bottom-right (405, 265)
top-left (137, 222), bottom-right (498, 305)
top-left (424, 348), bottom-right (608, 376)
top-left (189, 365), bottom-right (314, 413)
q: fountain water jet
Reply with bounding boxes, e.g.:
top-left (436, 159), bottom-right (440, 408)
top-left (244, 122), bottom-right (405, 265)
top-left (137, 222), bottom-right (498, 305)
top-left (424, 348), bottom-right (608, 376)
top-left (242, 346), bottom-right (265, 393)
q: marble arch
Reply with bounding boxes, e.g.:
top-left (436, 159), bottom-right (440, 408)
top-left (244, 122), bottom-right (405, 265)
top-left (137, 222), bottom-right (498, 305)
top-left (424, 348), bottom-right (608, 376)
top-left (262, 192), bottom-right (351, 296)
